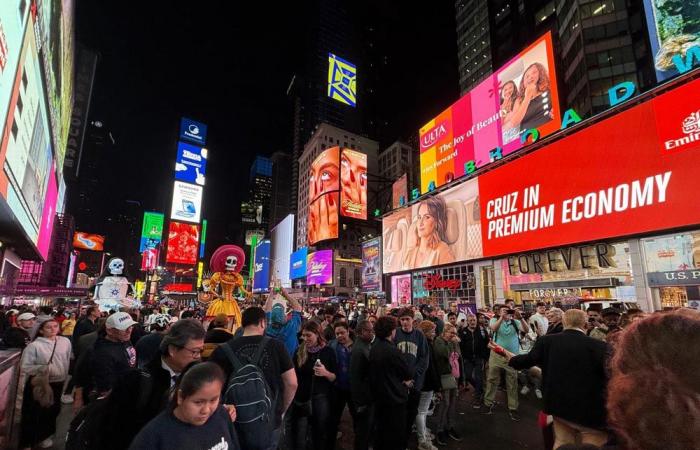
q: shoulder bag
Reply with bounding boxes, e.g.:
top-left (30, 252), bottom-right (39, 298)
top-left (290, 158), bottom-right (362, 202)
top-left (31, 339), bottom-right (58, 408)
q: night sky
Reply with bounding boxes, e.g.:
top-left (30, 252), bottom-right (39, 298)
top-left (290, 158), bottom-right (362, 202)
top-left (75, 1), bottom-right (459, 251)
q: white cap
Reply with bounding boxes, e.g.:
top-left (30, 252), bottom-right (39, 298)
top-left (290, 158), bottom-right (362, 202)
top-left (106, 312), bottom-right (137, 331)
top-left (17, 312), bottom-right (36, 321)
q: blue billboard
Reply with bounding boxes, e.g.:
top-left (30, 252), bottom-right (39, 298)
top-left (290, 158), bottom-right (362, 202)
top-left (180, 117), bottom-right (208, 145)
top-left (290, 247), bottom-right (308, 280)
top-left (253, 240), bottom-right (271, 293)
top-left (175, 141), bottom-right (207, 186)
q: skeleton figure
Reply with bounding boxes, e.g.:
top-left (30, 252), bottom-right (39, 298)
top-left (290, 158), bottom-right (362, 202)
top-left (206, 245), bottom-right (251, 328)
top-left (94, 257), bottom-right (136, 312)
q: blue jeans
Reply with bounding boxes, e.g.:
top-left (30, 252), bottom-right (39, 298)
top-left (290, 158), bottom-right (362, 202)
top-left (463, 357), bottom-right (485, 399)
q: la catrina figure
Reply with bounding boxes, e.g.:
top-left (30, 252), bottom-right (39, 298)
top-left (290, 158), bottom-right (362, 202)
top-left (203, 245), bottom-right (251, 327)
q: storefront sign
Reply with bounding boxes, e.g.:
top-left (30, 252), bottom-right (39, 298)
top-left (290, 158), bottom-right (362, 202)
top-left (529, 287), bottom-right (582, 299)
top-left (507, 243), bottom-right (614, 275)
top-left (479, 76), bottom-right (700, 257)
top-left (422, 274), bottom-right (461, 290)
top-left (647, 269), bottom-right (700, 287)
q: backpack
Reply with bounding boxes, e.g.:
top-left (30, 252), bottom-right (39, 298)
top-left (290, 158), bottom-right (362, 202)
top-left (221, 337), bottom-right (276, 449)
top-left (65, 370), bottom-right (154, 450)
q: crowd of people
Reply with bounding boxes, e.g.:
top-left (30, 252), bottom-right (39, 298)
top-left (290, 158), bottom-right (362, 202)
top-left (0, 293), bottom-right (697, 450)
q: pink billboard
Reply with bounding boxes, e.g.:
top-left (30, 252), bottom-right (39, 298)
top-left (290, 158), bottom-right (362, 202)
top-left (391, 274), bottom-right (412, 305)
top-left (36, 162), bottom-right (57, 260)
top-left (306, 250), bottom-right (333, 285)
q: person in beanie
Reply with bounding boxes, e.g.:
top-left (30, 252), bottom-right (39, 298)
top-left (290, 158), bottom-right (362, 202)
top-left (394, 307), bottom-right (429, 449)
top-left (264, 287), bottom-right (303, 356)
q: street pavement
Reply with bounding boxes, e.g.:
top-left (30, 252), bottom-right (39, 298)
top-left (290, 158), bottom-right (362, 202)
top-left (53, 387), bottom-right (543, 449)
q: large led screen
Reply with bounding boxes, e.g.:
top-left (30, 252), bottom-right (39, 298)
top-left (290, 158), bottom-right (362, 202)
top-left (391, 274), bottom-right (412, 305)
top-left (140, 212), bottom-right (165, 252)
top-left (166, 221), bottom-right (200, 265)
top-left (36, 163), bottom-right (57, 260)
top-left (36, 0), bottom-right (74, 171)
top-left (73, 232), bottom-right (105, 251)
top-left (328, 53), bottom-right (357, 107)
top-left (419, 32), bottom-right (560, 193)
top-left (362, 238), bottom-right (382, 292)
top-left (180, 117), bottom-right (207, 145)
top-left (382, 178), bottom-right (483, 274)
top-left (478, 75), bottom-right (700, 257)
top-left (0, 18), bottom-right (55, 248)
top-left (171, 181), bottom-right (203, 224)
top-left (270, 214), bottom-right (294, 288)
top-left (175, 141), bottom-right (207, 186)
top-left (0, 1), bottom-right (29, 143)
top-left (290, 247), bottom-right (308, 280)
top-left (308, 147), bottom-right (340, 245)
top-left (253, 240), bottom-right (271, 293)
top-left (643, 0), bottom-right (700, 82)
top-left (340, 149), bottom-right (367, 219)
top-left (306, 250), bottom-right (333, 285)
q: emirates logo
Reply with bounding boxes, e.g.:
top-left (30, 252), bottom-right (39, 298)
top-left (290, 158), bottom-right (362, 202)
top-left (664, 110), bottom-right (700, 151)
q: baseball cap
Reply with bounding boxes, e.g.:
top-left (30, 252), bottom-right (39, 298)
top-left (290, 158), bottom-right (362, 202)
top-left (17, 312), bottom-right (36, 321)
top-left (106, 312), bottom-right (137, 331)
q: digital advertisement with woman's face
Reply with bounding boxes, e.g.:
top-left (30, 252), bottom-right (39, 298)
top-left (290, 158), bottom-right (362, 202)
top-left (382, 178), bottom-right (483, 273)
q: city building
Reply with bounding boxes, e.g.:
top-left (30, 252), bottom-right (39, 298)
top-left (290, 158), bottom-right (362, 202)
top-left (454, 0), bottom-right (655, 117)
top-left (268, 151), bottom-right (293, 230)
top-left (295, 123), bottom-right (379, 250)
top-left (249, 156), bottom-right (273, 230)
top-left (376, 140), bottom-right (419, 211)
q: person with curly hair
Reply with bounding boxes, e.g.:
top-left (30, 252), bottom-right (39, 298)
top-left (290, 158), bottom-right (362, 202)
top-left (607, 309), bottom-right (700, 450)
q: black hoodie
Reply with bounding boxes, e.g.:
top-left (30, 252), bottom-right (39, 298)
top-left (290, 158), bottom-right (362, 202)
top-left (369, 339), bottom-right (414, 405)
top-left (90, 336), bottom-right (136, 393)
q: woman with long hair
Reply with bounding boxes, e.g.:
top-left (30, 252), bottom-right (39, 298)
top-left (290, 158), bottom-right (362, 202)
top-left (288, 320), bottom-right (337, 450)
top-left (403, 197), bottom-right (456, 270)
top-left (19, 318), bottom-right (72, 450)
top-left (432, 322), bottom-right (462, 446)
top-left (129, 361), bottom-right (240, 449)
top-left (502, 62), bottom-right (554, 143)
top-left (500, 80), bottom-right (521, 143)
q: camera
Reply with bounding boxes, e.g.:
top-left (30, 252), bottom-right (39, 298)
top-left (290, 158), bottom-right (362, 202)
top-left (506, 309), bottom-right (516, 315)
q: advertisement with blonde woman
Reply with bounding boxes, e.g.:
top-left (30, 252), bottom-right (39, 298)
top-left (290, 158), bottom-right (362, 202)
top-left (382, 178), bottom-right (482, 273)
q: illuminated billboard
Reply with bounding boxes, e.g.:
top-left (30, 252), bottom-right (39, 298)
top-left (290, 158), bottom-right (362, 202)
top-left (175, 141), bottom-right (207, 186)
top-left (419, 32), bottom-right (560, 193)
top-left (290, 247), bottom-right (308, 280)
top-left (383, 177), bottom-right (482, 274)
top-left (36, 163), bottom-right (57, 260)
top-left (170, 181), bottom-right (203, 224)
top-left (340, 149), bottom-right (367, 219)
top-left (308, 147), bottom-right (340, 245)
top-left (270, 214), bottom-right (294, 287)
top-left (643, 1), bottom-right (700, 82)
top-left (180, 117), bottom-right (208, 145)
top-left (73, 232), bottom-right (105, 251)
top-left (392, 174), bottom-right (408, 209)
top-left (253, 240), bottom-right (271, 293)
top-left (141, 248), bottom-right (159, 271)
top-left (166, 221), bottom-right (200, 265)
top-left (306, 250), bottom-right (333, 285)
top-left (0, 1), bottom-right (29, 144)
top-left (36, 0), bottom-right (74, 172)
top-left (0, 17), bottom-right (56, 249)
top-left (200, 219), bottom-right (207, 258)
top-left (140, 212), bottom-right (164, 252)
top-left (328, 53), bottom-right (357, 107)
top-left (362, 238), bottom-right (382, 292)
top-left (391, 274), bottom-right (411, 305)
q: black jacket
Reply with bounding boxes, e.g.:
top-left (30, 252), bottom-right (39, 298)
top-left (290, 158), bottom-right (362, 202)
top-left (369, 339), bottom-right (413, 405)
top-left (421, 339), bottom-right (441, 392)
top-left (546, 322), bottom-right (563, 335)
top-left (72, 318), bottom-right (97, 347)
top-left (349, 338), bottom-right (373, 407)
top-left (509, 329), bottom-right (610, 429)
top-left (90, 337), bottom-right (136, 393)
top-left (458, 326), bottom-right (490, 361)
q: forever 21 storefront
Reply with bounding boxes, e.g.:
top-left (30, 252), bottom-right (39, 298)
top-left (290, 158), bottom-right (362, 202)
top-left (382, 73), bottom-right (700, 312)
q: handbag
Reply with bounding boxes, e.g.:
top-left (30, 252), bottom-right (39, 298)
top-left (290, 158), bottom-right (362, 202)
top-left (31, 340), bottom-right (58, 408)
top-left (440, 374), bottom-right (457, 390)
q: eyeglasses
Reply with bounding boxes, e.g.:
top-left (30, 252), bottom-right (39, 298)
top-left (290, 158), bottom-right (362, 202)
top-left (180, 347), bottom-right (204, 357)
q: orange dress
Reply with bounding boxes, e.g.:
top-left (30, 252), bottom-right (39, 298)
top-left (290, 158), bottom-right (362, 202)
top-left (205, 271), bottom-right (249, 327)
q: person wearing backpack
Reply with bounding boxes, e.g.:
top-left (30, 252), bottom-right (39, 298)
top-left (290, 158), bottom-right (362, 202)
top-left (211, 307), bottom-right (297, 450)
top-left (129, 362), bottom-right (240, 450)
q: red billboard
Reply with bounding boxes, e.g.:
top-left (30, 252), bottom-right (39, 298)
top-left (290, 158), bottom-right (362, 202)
top-left (479, 76), bottom-right (700, 257)
top-left (73, 232), bottom-right (105, 251)
top-left (141, 248), bottom-right (159, 271)
top-left (166, 221), bottom-right (200, 265)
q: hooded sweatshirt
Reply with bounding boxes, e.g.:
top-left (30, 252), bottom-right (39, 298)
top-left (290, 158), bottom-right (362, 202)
top-left (394, 327), bottom-right (429, 390)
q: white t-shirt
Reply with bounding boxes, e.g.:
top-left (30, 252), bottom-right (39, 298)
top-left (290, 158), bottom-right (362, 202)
top-left (528, 313), bottom-right (549, 339)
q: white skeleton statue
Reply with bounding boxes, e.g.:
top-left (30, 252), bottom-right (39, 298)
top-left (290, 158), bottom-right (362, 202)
top-left (93, 257), bottom-right (137, 312)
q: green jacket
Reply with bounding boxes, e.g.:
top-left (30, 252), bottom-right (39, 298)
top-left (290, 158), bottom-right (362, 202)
top-left (432, 336), bottom-right (461, 376)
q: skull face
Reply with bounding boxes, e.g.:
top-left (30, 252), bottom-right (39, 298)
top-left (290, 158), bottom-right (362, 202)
top-left (225, 256), bottom-right (238, 271)
top-left (108, 258), bottom-right (125, 275)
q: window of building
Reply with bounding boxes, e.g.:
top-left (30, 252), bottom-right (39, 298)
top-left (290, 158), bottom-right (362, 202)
top-left (354, 269), bottom-right (360, 287)
top-left (340, 268), bottom-right (347, 287)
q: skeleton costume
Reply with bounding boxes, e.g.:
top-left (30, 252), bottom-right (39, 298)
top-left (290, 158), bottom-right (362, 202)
top-left (202, 245), bottom-right (251, 328)
top-left (93, 257), bottom-right (136, 312)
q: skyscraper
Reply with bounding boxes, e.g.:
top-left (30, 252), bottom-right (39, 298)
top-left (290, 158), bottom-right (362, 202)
top-left (268, 151), bottom-right (293, 230)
